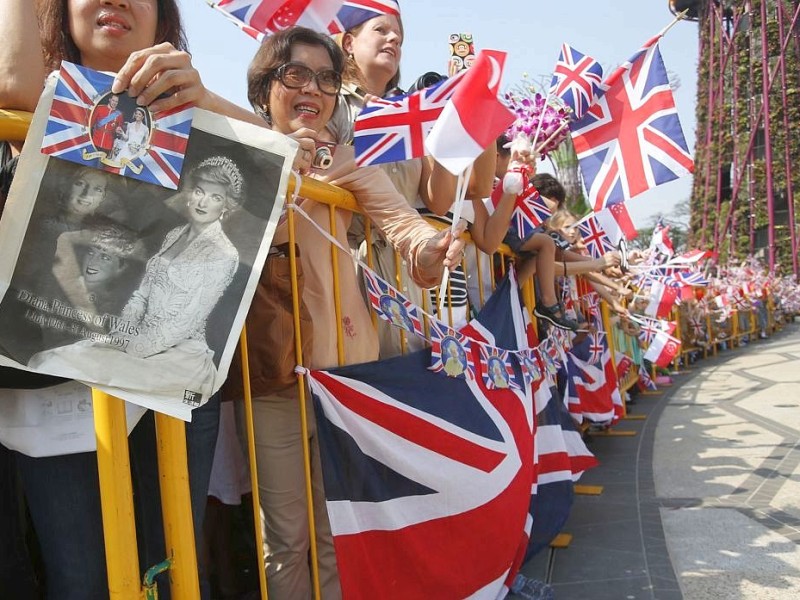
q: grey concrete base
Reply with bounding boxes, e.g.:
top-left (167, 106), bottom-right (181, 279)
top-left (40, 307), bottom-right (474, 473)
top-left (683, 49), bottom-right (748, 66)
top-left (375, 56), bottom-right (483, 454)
top-left (510, 323), bottom-right (800, 600)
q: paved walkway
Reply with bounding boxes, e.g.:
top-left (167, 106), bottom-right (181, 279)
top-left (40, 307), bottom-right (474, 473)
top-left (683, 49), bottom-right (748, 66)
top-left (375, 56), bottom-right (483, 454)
top-left (518, 322), bottom-right (800, 600)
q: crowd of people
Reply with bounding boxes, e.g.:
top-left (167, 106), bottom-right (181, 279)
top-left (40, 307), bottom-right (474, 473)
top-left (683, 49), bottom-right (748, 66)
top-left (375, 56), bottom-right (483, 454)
top-left (0, 2), bottom-right (796, 600)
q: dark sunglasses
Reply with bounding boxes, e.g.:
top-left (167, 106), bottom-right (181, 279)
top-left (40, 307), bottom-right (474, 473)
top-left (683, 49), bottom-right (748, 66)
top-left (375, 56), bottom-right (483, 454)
top-left (274, 63), bottom-right (342, 96)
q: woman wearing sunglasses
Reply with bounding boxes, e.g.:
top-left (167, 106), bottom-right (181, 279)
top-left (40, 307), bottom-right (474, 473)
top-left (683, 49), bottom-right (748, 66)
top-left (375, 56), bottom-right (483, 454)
top-left (236, 26), bottom-right (465, 600)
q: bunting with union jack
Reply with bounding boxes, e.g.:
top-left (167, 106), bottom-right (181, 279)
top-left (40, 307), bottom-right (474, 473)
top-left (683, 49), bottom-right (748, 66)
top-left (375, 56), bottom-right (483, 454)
top-left (570, 35), bottom-right (694, 211)
top-left (354, 72), bottom-right (464, 166)
top-left (479, 344), bottom-right (521, 391)
top-left (429, 321), bottom-right (474, 380)
top-left (363, 268), bottom-right (424, 338)
top-left (42, 61), bottom-right (193, 190)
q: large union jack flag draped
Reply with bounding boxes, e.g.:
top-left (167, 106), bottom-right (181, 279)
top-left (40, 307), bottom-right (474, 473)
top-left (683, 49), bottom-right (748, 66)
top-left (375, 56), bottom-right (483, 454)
top-left (548, 43), bottom-right (604, 120)
top-left (308, 276), bottom-right (536, 599)
top-left (570, 35), bottom-right (694, 211)
top-left (43, 62), bottom-right (192, 190)
top-left (363, 268), bottom-right (424, 338)
top-left (354, 72), bottom-right (464, 166)
top-left (210, 0), bottom-right (344, 40)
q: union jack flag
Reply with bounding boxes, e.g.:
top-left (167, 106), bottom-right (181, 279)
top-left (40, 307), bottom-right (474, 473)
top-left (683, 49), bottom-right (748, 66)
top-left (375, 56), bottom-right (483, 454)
top-left (354, 72), bottom-right (464, 166)
top-left (479, 345), bottom-right (520, 391)
top-left (210, 0), bottom-right (343, 40)
top-left (515, 186), bottom-right (553, 239)
top-left (637, 317), bottom-right (675, 345)
top-left (673, 270), bottom-right (709, 287)
top-left (587, 331), bottom-right (605, 365)
top-left (570, 35), bottom-right (694, 211)
top-left (43, 62), bottom-right (192, 190)
top-left (429, 321), bottom-right (474, 380)
top-left (363, 268), bottom-right (424, 338)
top-left (638, 364), bottom-right (658, 391)
top-left (582, 291), bottom-right (602, 327)
top-left (307, 276), bottom-right (536, 598)
top-left (577, 214), bottom-right (615, 259)
top-left (688, 315), bottom-right (705, 337)
top-left (549, 43), bottom-right (604, 120)
top-left (328, 0), bottom-right (400, 34)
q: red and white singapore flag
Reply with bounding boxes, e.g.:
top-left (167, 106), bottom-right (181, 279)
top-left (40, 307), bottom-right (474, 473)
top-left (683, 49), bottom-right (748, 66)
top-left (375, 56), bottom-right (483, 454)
top-left (643, 330), bottom-right (681, 369)
top-left (425, 49), bottom-right (515, 175)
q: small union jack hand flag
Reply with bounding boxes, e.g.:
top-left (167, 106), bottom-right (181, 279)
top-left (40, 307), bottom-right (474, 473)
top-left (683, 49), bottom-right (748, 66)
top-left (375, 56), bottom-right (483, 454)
top-left (429, 321), bottom-right (474, 380)
top-left (549, 43), bottom-right (604, 120)
top-left (363, 268), bottom-right (424, 338)
top-left (488, 181), bottom-right (552, 242)
top-left (479, 345), bottom-right (521, 391)
top-left (354, 72), bottom-right (464, 166)
top-left (43, 61), bottom-right (193, 190)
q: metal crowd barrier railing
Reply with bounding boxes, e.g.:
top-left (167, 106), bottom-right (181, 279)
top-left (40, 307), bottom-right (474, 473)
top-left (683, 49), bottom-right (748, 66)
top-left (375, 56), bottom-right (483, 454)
top-left (2, 109), bottom-right (650, 599)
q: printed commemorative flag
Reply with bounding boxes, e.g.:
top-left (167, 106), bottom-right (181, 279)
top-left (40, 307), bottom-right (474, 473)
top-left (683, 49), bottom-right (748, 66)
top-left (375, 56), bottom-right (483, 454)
top-left (478, 344), bottom-right (521, 391)
top-left (518, 348), bottom-right (542, 387)
top-left (363, 268), bottom-right (424, 338)
top-left (43, 61), bottom-right (193, 190)
top-left (548, 43), bottom-right (604, 120)
top-left (429, 321), bottom-right (474, 380)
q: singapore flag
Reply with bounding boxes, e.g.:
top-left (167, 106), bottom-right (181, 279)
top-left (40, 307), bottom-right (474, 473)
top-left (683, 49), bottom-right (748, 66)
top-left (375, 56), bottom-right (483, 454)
top-left (425, 49), bottom-right (515, 175)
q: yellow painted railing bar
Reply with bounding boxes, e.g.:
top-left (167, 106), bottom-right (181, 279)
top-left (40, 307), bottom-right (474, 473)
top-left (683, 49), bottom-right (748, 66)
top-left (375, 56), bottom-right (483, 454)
top-left (154, 413), bottom-right (200, 599)
top-left (286, 174), bottom-right (358, 212)
top-left (600, 300), bottom-right (624, 417)
top-left (392, 247), bottom-right (408, 353)
top-left (474, 245), bottom-right (486, 307)
top-left (0, 109), bottom-right (32, 142)
top-left (238, 329), bottom-right (269, 600)
top-left (92, 390), bottom-right (142, 600)
top-left (328, 204), bottom-right (345, 366)
top-left (286, 192), bottom-right (322, 600)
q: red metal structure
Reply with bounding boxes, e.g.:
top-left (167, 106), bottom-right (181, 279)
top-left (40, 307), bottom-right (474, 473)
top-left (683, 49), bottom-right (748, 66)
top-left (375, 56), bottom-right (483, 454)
top-left (675, 0), bottom-right (800, 276)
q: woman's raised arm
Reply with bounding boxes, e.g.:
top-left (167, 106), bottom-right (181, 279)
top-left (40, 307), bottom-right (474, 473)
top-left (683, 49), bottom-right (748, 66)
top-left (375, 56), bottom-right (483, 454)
top-left (0, 0), bottom-right (46, 112)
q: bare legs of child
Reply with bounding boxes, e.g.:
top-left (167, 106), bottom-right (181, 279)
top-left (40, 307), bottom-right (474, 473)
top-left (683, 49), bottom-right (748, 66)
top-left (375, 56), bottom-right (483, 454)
top-left (515, 233), bottom-right (579, 331)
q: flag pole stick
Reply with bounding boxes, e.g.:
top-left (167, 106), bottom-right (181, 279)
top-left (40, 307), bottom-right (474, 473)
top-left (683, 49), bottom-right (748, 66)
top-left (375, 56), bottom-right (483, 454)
top-left (438, 163), bottom-right (473, 314)
top-left (529, 91), bottom-right (555, 152)
top-left (532, 121), bottom-right (569, 157)
top-left (661, 9), bottom-right (690, 37)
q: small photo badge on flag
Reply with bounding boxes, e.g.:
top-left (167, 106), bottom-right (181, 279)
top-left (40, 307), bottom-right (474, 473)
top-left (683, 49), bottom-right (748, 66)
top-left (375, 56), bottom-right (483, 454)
top-left (540, 338), bottom-right (561, 377)
top-left (479, 345), bottom-right (520, 391)
top-left (429, 322), bottom-right (473, 380)
top-left (363, 268), bottom-right (424, 337)
top-left (43, 61), bottom-right (193, 190)
top-left (448, 33), bottom-right (476, 75)
top-left (518, 348), bottom-right (542, 387)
